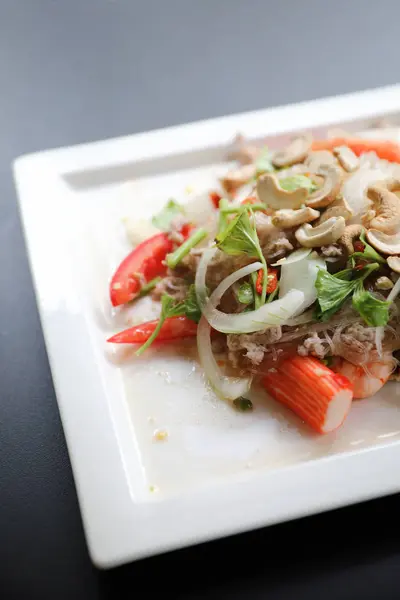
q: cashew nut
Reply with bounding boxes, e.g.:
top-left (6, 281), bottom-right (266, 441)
top-left (272, 134), bottom-right (312, 168)
top-left (304, 150), bottom-right (338, 172)
top-left (387, 256), bottom-right (400, 273)
top-left (271, 207), bottom-right (320, 229)
top-left (367, 179), bottom-right (400, 233)
top-left (333, 146), bottom-right (359, 172)
top-left (339, 224), bottom-right (363, 254)
top-left (366, 229), bottom-right (400, 255)
top-left (256, 173), bottom-right (308, 209)
top-left (306, 165), bottom-right (342, 208)
top-left (295, 216), bottom-right (346, 248)
top-left (220, 164), bottom-right (256, 195)
top-left (317, 198), bottom-right (353, 226)
top-left (228, 133), bottom-right (260, 165)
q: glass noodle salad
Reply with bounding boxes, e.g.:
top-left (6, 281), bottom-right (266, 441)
top-left (108, 130), bottom-right (400, 434)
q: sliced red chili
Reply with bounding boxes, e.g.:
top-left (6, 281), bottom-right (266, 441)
top-left (209, 191), bottom-right (222, 209)
top-left (353, 240), bottom-right (365, 253)
top-left (255, 268), bottom-right (278, 295)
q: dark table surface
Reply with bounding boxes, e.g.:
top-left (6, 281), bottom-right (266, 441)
top-left (1, 1), bottom-right (400, 598)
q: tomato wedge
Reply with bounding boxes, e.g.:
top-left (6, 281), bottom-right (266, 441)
top-left (109, 233), bottom-right (173, 307)
top-left (311, 137), bottom-right (400, 163)
top-left (107, 316), bottom-right (198, 344)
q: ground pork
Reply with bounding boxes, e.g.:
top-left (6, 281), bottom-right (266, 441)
top-left (332, 323), bottom-right (376, 365)
top-left (297, 332), bottom-right (330, 359)
top-left (227, 327), bottom-right (282, 366)
top-left (151, 276), bottom-right (189, 301)
top-left (320, 244), bottom-right (343, 258)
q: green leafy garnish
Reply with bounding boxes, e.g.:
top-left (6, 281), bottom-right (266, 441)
top-left (315, 263), bottom-right (383, 324)
top-left (279, 175), bottom-right (318, 194)
top-left (136, 294), bottom-right (186, 356)
top-left (166, 228), bottom-right (207, 269)
top-left (218, 197), bottom-right (230, 237)
top-left (236, 281), bottom-right (254, 305)
top-left (251, 271), bottom-right (263, 309)
top-left (184, 284), bottom-right (202, 323)
top-left (233, 397), bottom-right (253, 412)
top-left (255, 147), bottom-right (274, 176)
top-left (138, 276), bottom-right (162, 297)
top-left (152, 199), bottom-right (184, 231)
top-left (216, 209), bottom-right (268, 303)
top-left (352, 280), bottom-right (390, 326)
top-left (351, 229), bottom-right (385, 265)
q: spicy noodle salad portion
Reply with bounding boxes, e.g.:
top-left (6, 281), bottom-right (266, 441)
top-left (107, 131), bottom-right (400, 434)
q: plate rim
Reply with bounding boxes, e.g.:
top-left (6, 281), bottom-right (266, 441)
top-left (13, 84), bottom-right (400, 568)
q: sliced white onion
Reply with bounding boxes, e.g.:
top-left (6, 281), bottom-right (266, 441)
top-left (195, 246), bottom-right (218, 308)
top-left (271, 248), bottom-right (311, 267)
top-left (204, 287), bottom-right (304, 335)
top-left (279, 253), bottom-right (326, 315)
top-left (203, 261), bottom-right (263, 309)
top-left (197, 316), bottom-right (252, 400)
top-left (196, 246), bottom-right (305, 333)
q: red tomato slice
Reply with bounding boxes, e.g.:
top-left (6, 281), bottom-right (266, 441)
top-left (110, 233), bottom-right (173, 306)
top-left (107, 316), bottom-right (198, 344)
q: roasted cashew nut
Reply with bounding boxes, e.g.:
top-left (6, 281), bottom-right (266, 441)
top-left (257, 173), bottom-right (308, 209)
top-left (339, 224), bottom-right (364, 254)
top-left (367, 179), bottom-right (400, 233)
top-left (317, 198), bottom-right (353, 226)
top-left (306, 165), bottom-right (342, 208)
top-left (272, 134), bottom-right (312, 168)
top-left (333, 146), bottom-right (359, 172)
top-left (220, 164), bottom-right (256, 195)
top-left (271, 207), bottom-right (320, 229)
top-left (387, 256), bottom-right (400, 273)
top-left (295, 216), bottom-right (346, 248)
top-left (366, 229), bottom-right (400, 255)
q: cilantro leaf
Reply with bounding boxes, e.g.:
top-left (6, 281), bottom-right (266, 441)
top-left (279, 175), bottom-right (318, 194)
top-left (352, 280), bottom-right (390, 326)
top-left (236, 281), bottom-right (254, 305)
top-left (152, 199), bottom-right (184, 231)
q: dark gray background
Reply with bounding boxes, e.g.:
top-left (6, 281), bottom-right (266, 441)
top-left (1, 1), bottom-right (400, 598)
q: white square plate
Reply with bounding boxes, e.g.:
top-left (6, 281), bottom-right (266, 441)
top-left (14, 85), bottom-right (400, 569)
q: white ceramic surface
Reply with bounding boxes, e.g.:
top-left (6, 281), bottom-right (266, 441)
top-left (14, 85), bottom-right (400, 568)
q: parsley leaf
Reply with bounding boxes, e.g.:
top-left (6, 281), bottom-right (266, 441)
top-left (216, 209), bottom-right (262, 259)
top-left (315, 263), bottom-right (381, 323)
top-left (216, 209), bottom-right (268, 303)
top-left (152, 199), bottom-right (184, 231)
top-left (352, 280), bottom-right (390, 326)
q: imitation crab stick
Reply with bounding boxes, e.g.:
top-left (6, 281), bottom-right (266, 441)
top-left (311, 138), bottom-right (400, 163)
top-left (262, 356), bottom-right (354, 433)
